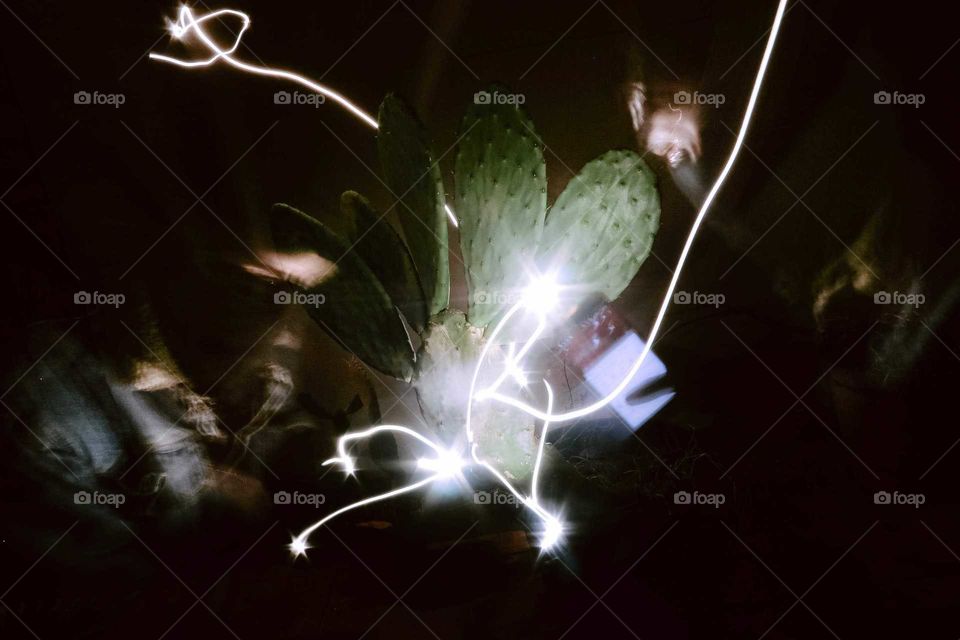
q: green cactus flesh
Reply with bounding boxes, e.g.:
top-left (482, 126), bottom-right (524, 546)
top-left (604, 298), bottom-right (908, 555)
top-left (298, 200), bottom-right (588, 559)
top-left (537, 149), bottom-right (660, 301)
top-left (377, 94), bottom-right (450, 318)
top-left (340, 190), bottom-right (428, 332)
top-left (271, 203), bottom-right (415, 381)
top-left (455, 86), bottom-right (547, 328)
top-left (415, 310), bottom-right (536, 480)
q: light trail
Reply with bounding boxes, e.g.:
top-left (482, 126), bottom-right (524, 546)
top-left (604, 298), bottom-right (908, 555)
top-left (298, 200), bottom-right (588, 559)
top-left (286, 375), bottom-right (561, 557)
top-left (476, 0), bottom-right (788, 423)
top-left (320, 424), bottom-right (458, 477)
top-left (150, 5), bottom-right (459, 226)
top-left (149, 1), bottom-right (788, 556)
top-left (289, 473), bottom-right (443, 558)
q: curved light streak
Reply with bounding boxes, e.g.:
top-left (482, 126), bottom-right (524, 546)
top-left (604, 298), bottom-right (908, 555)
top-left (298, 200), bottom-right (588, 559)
top-left (289, 473), bottom-right (443, 558)
top-left (150, 5), bottom-right (459, 225)
top-left (321, 423), bottom-right (450, 476)
top-left (476, 0), bottom-right (788, 423)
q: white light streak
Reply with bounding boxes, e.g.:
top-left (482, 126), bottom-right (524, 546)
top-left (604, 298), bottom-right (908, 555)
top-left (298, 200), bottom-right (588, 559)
top-left (289, 472), bottom-right (443, 559)
top-left (530, 383), bottom-right (554, 504)
top-left (503, 343), bottom-right (528, 388)
top-left (150, 2), bottom-right (788, 557)
top-left (474, 0), bottom-right (788, 423)
top-left (150, 5), bottom-right (460, 226)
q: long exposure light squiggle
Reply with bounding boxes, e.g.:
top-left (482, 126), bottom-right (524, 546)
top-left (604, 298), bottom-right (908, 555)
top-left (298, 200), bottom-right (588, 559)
top-left (149, 1), bottom-right (787, 556)
top-left (477, 0), bottom-right (787, 423)
top-left (289, 425), bottom-right (460, 556)
top-left (150, 5), bottom-right (459, 226)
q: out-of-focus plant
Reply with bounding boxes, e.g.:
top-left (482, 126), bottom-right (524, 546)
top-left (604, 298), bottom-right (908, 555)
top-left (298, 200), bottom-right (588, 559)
top-left (272, 86), bottom-right (660, 479)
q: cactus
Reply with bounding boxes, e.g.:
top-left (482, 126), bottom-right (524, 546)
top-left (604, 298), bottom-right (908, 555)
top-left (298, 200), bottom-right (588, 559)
top-left (415, 310), bottom-right (535, 479)
top-left (377, 94), bottom-right (450, 323)
top-left (537, 150), bottom-right (660, 300)
top-left (271, 203), bottom-right (415, 381)
top-left (455, 85), bottom-right (546, 328)
top-left (271, 88), bottom-right (661, 479)
top-left (340, 190), bottom-right (427, 331)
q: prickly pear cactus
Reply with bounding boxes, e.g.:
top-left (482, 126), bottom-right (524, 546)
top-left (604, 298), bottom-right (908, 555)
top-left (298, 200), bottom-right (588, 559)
top-left (537, 150), bottom-right (660, 300)
top-left (456, 84), bottom-right (546, 328)
top-left (271, 203), bottom-right (415, 381)
top-left (415, 310), bottom-right (535, 480)
top-left (271, 87), bottom-right (661, 481)
top-left (378, 94), bottom-right (450, 324)
top-left (340, 190), bottom-right (427, 331)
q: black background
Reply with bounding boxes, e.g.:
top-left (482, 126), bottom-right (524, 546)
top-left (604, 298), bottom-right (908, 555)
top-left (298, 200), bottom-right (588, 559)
top-left (2, 1), bottom-right (959, 638)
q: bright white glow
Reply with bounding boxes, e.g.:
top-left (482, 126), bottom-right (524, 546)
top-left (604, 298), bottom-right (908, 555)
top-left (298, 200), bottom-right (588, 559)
top-left (288, 536), bottom-right (309, 559)
top-left (150, 6), bottom-right (460, 227)
top-left (149, 2), bottom-right (787, 558)
top-left (444, 204), bottom-right (458, 227)
top-left (417, 448), bottom-right (464, 478)
top-left (523, 274), bottom-right (561, 312)
top-left (540, 515), bottom-right (563, 550)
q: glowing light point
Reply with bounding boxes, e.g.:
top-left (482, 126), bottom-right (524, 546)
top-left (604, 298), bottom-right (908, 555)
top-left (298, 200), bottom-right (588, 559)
top-left (289, 535), bottom-right (310, 559)
top-left (167, 20), bottom-right (184, 39)
top-left (540, 516), bottom-right (564, 551)
top-left (417, 449), bottom-right (464, 478)
top-left (523, 275), bottom-right (560, 312)
top-left (322, 455), bottom-right (356, 477)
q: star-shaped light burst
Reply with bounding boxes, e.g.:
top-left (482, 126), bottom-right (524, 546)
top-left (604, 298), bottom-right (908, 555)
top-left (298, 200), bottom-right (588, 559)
top-left (539, 515), bottom-right (564, 551)
top-left (288, 535), bottom-right (310, 559)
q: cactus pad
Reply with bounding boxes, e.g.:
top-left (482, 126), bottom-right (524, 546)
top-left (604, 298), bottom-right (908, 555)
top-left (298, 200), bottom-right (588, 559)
top-left (271, 203), bottom-right (415, 380)
top-left (377, 94), bottom-right (450, 318)
top-left (455, 86), bottom-right (546, 328)
top-left (415, 310), bottom-right (536, 479)
top-left (340, 190), bottom-right (428, 331)
top-left (537, 150), bottom-right (660, 301)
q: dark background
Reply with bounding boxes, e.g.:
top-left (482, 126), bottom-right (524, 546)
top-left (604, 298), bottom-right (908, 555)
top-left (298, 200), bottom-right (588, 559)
top-left (1, 1), bottom-right (959, 638)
